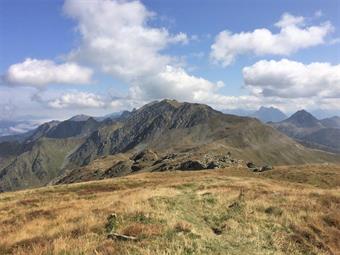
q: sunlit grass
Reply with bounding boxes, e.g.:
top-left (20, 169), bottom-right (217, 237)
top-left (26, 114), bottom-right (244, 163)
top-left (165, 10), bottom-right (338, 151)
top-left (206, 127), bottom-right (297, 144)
top-left (0, 165), bottom-right (339, 254)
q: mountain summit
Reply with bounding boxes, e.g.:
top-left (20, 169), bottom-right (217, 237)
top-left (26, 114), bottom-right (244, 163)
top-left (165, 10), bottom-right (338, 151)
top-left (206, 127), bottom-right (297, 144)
top-left (0, 100), bottom-right (339, 192)
top-left (284, 110), bottom-right (323, 128)
top-left (252, 106), bottom-right (287, 123)
top-left (270, 110), bottom-right (340, 153)
top-left (67, 99), bottom-right (337, 169)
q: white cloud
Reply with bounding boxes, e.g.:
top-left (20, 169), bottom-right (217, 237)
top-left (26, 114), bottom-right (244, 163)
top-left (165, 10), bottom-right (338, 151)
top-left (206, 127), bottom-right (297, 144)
top-left (63, 0), bottom-right (222, 102)
top-left (3, 1), bottom-right (338, 116)
top-left (274, 13), bottom-right (305, 28)
top-left (330, 37), bottom-right (340, 45)
top-left (211, 13), bottom-right (333, 66)
top-left (9, 122), bottom-right (40, 134)
top-left (243, 59), bottom-right (340, 98)
top-left (47, 92), bottom-right (105, 109)
top-left (129, 65), bottom-right (224, 101)
top-left (64, 0), bottom-right (176, 80)
top-left (4, 58), bottom-right (93, 87)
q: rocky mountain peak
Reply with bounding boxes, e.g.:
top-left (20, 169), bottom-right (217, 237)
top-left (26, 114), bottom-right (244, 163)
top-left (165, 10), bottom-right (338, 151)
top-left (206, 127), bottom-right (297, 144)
top-left (285, 109), bottom-right (322, 128)
top-left (253, 106), bottom-right (287, 123)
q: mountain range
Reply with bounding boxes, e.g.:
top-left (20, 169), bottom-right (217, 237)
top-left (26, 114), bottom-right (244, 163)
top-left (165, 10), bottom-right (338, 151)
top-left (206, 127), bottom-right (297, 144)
top-left (0, 100), bottom-right (339, 192)
top-left (270, 110), bottom-right (340, 153)
top-left (223, 106), bottom-right (287, 123)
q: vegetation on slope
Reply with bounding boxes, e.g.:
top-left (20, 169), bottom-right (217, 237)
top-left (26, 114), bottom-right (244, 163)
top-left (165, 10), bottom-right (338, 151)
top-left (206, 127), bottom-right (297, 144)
top-left (0, 165), bottom-right (339, 255)
top-left (0, 138), bottom-right (83, 191)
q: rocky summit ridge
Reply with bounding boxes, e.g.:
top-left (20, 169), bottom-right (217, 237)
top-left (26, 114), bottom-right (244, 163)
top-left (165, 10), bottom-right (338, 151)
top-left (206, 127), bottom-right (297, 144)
top-left (1, 99), bottom-right (339, 191)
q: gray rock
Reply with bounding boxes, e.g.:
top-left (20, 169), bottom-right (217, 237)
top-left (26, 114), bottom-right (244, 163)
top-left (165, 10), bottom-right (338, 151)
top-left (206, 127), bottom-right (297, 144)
top-left (259, 165), bottom-right (273, 172)
top-left (179, 160), bottom-right (206, 170)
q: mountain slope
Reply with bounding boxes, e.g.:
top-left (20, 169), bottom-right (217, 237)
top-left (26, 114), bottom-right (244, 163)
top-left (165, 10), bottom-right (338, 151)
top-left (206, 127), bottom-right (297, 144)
top-left (271, 110), bottom-right (340, 152)
top-left (321, 116), bottom-right (340, 129)
top-left (1, 101), bottom-right (339, 192)
top-left (301, 128), bottom-right (340, 152)
top-left (67, 100), bottom-right (338, 173)
top-left (271, 110), bottom-right (325, 138)
top-left (0, 137), bottom-right (83, 192)
top-left (0, 117), bottom-right (111, 192)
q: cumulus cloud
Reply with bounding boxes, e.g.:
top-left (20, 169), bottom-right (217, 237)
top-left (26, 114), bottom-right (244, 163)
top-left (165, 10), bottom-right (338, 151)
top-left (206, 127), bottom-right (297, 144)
top-left (64, 0), bottom-right (175, 80)
top-left (243, 59), bottom-right (340, 98)
top-left (129, 65), bottom-right (224, 101)
top-left (63, 0), bottom-right (223, 102)
top-left (4, 58), bottom-right (93, 87)
top-left (46, 91), bottom-right (106, 109)
top-left (211, 13), bottom-right (333, 66)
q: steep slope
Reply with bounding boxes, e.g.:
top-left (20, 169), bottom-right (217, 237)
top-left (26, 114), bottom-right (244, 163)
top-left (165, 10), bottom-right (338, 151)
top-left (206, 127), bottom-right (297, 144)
top-left (0, 137), bottom-right (83, 192)
top-left (271, 111), bottom-right (340, 153)
top-left (271, 110), bottom-right (324, 138)
top-left (0, 117), bottom-right (113, 192)
top-left (67, 100), bottom-right (338, 172)
top-left (252, 106), bottom-right (287, 123)
top-left (301, 128), bottom-right (340, 152)
top-left (321, 116), bottom-right (340, 129)
top-left (45, 117), bottom-right (100, 139)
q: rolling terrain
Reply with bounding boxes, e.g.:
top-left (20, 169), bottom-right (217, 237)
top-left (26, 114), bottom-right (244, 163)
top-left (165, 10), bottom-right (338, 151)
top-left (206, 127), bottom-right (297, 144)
top-left (0, 164), bottom-right (339, 255)
top-left (1, 100), bottom-right (339, 192)
top-left (0, 117), bottom-right (116, 192)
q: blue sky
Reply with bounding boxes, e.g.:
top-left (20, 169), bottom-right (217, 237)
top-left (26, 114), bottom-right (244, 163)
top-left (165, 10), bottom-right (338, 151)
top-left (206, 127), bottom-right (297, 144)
top-left (0, 0), bottom-right (339, 120)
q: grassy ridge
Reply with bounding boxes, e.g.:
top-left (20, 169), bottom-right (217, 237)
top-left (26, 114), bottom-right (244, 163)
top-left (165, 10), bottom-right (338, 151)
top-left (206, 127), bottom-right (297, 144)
top-left (0, 165), bottom-right (339, 254)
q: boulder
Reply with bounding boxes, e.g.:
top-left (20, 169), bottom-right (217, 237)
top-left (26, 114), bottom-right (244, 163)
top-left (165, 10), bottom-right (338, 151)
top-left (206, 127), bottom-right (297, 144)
top-left (179, 160), bottom-right (206, 170)
top-left (246, 162), bottom-right (257, 169)
top-left (131, 149), bottom-right (158, 162)
top-left (259, 165), bottom-right (273, 172)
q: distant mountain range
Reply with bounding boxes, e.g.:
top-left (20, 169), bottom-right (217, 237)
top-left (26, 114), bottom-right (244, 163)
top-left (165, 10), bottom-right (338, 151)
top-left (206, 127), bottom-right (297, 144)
top-left (0, 112), bottom-right (125, 138)
top-left (0, 119), bottom-right (40, 138)
top-left (270, 110), bottom-right (340, 153)
top-left (252, 106), bottom-right (287, 123)
top-left (224, 106), bottom-right (287, 123)
top-left (0, 99), bottom-right (338, 192)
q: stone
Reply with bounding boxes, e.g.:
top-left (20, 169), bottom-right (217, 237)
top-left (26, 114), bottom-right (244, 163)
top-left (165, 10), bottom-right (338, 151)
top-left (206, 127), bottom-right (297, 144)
top-left (260, 165), bottom-right (273, 171)
top-left (246, 162), bottom-right (257, 169)
top-left (179, 160), bottom-right (206, 170)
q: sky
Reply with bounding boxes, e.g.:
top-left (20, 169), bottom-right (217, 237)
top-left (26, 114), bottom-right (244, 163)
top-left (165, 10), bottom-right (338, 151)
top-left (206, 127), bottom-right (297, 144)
top-left (0, 0), bottom-right (339, 121)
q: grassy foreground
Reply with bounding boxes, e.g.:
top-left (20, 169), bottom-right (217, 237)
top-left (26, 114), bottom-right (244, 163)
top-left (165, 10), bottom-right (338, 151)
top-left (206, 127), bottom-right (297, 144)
top-left (0, 165), bottom-right (339, 255)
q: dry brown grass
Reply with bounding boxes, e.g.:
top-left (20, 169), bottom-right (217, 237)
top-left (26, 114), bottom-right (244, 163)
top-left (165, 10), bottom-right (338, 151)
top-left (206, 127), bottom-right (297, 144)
top-left (0, 164), bottom-right (339, 255)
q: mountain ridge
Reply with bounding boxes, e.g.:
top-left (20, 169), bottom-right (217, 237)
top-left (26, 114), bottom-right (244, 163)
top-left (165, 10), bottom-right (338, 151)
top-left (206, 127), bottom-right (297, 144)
top-left (1, 100), bottom-right (339, 191)
top-left (270, 109), bottom-right (340, 153)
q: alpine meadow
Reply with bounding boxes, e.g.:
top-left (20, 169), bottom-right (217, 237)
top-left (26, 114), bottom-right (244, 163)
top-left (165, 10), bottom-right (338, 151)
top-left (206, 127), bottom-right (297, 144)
top-left (0, 0), bottom-right (339, 254)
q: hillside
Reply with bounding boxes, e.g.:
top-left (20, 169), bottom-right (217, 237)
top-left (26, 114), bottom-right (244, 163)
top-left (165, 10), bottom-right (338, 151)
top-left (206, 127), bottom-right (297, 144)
top-left (321, 116), bottom-right (340, 129)
top-left (0, 165), bottom-right (339, 255)
top-left (68, 100), bottom-right (338, 169)
top-left (302, 128), bottom-right (340, 152)
top-left (271, 110), bottom-right (324, 138)
top-left (1, 100), bottom-right (339, 192)
top-left (0, 138), bottom-right (83, 192)
top-left (0, 117), bottom-right (114, 192)
top-left (271, 110), bottom-right (340, 152)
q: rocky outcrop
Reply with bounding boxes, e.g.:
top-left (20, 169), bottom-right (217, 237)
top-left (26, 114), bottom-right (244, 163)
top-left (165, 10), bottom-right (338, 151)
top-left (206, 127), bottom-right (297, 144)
top-left (246, 162), bottom-right (273, 172)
